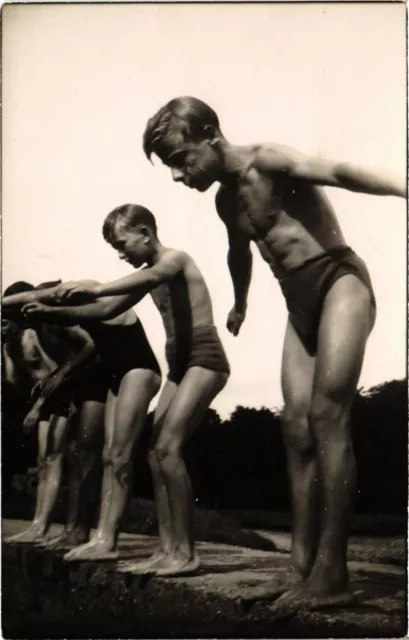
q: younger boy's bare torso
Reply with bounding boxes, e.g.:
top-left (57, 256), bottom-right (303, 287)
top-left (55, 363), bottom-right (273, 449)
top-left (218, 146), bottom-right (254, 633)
top-left (3, 323), bottom-right (83, 392)
top-left (150, 252), bottom-right (215, 339)
top-left (216, 145), bottom-right (346, 279)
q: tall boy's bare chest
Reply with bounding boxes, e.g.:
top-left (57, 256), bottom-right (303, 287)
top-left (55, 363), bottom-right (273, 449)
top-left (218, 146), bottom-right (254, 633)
top-left (218, 175), bottom-right (286, 237)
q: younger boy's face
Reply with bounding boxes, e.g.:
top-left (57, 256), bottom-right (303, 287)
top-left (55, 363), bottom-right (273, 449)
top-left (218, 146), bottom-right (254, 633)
top-left (111, 222), bottom-right (150, 268)
top-left (160, 130), bottom-right (220, 192)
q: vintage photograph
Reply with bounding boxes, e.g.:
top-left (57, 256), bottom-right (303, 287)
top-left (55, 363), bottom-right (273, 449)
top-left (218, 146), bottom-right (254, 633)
top-left (2, 2), bottom-right (407, 638)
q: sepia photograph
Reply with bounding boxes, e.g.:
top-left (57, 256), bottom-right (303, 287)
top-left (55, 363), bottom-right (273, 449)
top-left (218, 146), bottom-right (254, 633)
top-left (1, 2), bottom-right (407, 638)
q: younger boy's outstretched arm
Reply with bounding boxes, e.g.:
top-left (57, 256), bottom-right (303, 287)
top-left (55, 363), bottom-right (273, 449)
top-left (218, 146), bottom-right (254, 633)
top-left (256, 144), bottom-right (406, 197)
top-left (56, 251), bottom-right (185, 301)
top-left (22, 293), bottom-right (143, 324)
top-left (2, 286), bottom-right (60, 310)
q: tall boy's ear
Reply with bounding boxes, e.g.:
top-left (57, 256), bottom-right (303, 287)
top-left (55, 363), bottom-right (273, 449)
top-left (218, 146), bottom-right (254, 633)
top-left (139, 225), bottom-right (152, 242)
top-left (203, 124), bottom-right (218, 143)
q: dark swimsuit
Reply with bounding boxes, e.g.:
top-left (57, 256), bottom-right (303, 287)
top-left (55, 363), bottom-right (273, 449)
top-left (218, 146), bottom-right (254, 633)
top-left (81, 318), bottom-right (161, 394)
top-left (165, 325), bottom-right (230, 385)
top-left (278, 246), bottom-right (376, 355)
top-left (39, 319), bottom-right (160, 418)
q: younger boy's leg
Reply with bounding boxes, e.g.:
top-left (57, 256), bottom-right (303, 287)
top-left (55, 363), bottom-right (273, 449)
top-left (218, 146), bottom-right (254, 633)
top-left (272, 274), bottom-right (375, 615)
top-left (7, 414), bottom-right (70, 543)
top-left (121, 380), bottom-right (178, 573)
top-left (152, 366), bottom-right (228, 577)
top-left (6, 418), bottom-right (54, 543)
top-left (45, 400), bottom-right (105, 548)
top-left (65, 370), bottom-right (160, 561)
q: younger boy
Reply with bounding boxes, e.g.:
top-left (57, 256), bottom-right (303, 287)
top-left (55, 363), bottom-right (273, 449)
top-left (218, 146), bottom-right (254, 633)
top-left (50, 204), bottom-right (230, 576)
top-left (3, 281), bottom-right (106, 545)
top-left (6, 280), bottom-right (162, 561)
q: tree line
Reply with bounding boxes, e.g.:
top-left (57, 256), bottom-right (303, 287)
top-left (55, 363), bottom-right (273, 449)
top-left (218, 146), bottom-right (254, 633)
top-left (3, 378), bottom-right (407, 514)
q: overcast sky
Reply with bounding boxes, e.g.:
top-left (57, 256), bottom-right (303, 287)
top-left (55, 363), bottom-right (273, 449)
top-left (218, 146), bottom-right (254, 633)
top-left (3, 3), bottom-right (406, 417)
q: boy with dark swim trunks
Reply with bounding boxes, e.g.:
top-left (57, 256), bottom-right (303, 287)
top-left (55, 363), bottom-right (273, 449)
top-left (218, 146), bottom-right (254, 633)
top-left (142, 97), bottom-right (405, 609)
top-left (5, 281), bottom-right (161, 561)
top-left (3, 282), bottom-right (107, 546)
top-left (49, 204), bottom-right (230, 576)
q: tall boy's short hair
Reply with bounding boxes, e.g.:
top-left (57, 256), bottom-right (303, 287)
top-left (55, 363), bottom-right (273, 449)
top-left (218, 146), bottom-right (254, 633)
top-left (143, 96), bottom-right (220, 161)
top-left (103, 204), bottom-right (158, 245)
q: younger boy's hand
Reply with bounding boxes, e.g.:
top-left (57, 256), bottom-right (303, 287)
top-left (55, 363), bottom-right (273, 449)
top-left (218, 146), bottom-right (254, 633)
top-left (23, 408), bottom-right (41, 434)
top-left (227, 307), bottom-right (246, 336)
top-left (54, 280), bottom-right (100, 303)
top-left (22, 302), bottom-right (52, 318)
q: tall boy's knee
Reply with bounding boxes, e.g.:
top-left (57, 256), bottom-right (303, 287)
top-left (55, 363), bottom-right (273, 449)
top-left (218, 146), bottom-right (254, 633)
top-left (281, 407), bottom-right (314, 456)
top-left (148, 448), bottom-right (159, 470)
top-left (309, 393), bottom-right (350, 435)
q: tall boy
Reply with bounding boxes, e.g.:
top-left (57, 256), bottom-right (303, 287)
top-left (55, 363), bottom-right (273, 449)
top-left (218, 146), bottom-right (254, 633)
top-left (142, 96), bottom-right (405, 608)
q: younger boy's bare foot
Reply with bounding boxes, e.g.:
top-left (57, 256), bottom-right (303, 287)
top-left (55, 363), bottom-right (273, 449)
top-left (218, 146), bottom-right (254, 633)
top-left (5, 524), bottom-right (47, 544)
top-left (38, 527), bottom-right (89, 549)
top-left (118, 549), bottom-right (169, 574)
top-left (154, 552), bottom-right (200, 577)
top-left (63, 538), bottom-right (118, 562)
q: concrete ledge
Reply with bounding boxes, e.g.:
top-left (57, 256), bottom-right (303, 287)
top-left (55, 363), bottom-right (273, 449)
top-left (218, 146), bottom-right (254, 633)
top-left (2, 520), bottom-right (407, 639)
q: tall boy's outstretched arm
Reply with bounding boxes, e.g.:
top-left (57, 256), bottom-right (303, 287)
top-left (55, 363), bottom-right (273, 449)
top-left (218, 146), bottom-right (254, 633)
top-left (55, 251), bottom-right (184, 302)
top-left (257, 144), bottom-right (406, 197)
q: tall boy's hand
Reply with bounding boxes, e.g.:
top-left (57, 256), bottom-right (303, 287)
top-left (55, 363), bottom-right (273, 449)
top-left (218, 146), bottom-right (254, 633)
top-left (227, 307), bottom-right (246, 336)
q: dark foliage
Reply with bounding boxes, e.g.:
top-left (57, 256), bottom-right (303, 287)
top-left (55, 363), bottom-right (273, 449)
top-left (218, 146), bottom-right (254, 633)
top-left (2, 379), bottom-right (407, 514)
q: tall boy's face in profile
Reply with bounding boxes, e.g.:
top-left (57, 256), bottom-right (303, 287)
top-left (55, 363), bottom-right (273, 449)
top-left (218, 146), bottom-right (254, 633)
top-left (159, 125), bottom-right (220, 193)
top-left (111, 221), bottom-right (150, 268)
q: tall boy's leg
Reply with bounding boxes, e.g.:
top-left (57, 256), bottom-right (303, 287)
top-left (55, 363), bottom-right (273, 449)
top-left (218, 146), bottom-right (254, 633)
top-left (153, 367), bottom-right (228, 576)
top-left (241, 321), bottom-right (317, 605)
top-left (273, 275), bottom-right (375, 614)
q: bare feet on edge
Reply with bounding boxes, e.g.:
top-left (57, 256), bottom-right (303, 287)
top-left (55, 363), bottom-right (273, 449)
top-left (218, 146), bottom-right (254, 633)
top-left (63, 537), bottom-right (118, 562)
top-left (239, 566), bottom-right (304, 608)
top-left (36, 527), bottom-right (89, 549)
top-left (117, 549), bottom-right (169, 574)
top-left (269, 578), bottom-right (358, 619)
top-left (5, 523), bottom-right (47, 544)
top-left (153, 551), bottom-right (201, 577)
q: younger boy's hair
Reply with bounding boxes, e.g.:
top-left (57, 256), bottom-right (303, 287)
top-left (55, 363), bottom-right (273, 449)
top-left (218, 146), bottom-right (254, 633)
top-left (102, 204), bottom-right (158, 246)
top-left (3, 281), bottom-right (34, 297)
top-left (143, 96), bottom-right (220, 161)
top-left (36, 280), bottom-right (62, 290)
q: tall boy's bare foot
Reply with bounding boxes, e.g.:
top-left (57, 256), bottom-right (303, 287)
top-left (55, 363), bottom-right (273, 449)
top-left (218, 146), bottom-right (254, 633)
top-left (118, 549), bottom-right (169, 574)
top-left (5, 523), bottom-right (47, 544)
top-left (270, 576), bottom-right (358, 619)
top-left (154, 552), bottom-right (201, 577)
top-left (38, 527), bottom-right (89, 549)
top-left (239, 567), bottom-right (304, 607)
top-left (63, 538), bottom-right (118, 562)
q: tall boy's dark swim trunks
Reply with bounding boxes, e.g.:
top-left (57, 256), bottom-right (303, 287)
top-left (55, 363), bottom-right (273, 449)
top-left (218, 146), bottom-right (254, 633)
top-left (278, 246), bottom-right (376, 355)
top-left (165, 325), bottom-right (230, 384)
